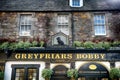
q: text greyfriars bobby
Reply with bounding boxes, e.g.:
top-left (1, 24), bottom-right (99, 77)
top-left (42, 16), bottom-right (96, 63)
top-left (15, 53), bottom-right (105, 60)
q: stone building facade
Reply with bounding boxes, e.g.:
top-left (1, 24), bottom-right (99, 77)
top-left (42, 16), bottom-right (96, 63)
top-left (0, 11), bottom-right (120, 44)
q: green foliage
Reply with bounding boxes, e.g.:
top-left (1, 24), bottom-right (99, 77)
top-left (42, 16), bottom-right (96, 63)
top-left (15, 41), bottom-right (25, 49)
top-left (8, 43), bottom-right (17, 50)
top-left (0, 72), bottom-right (4, 79)
top-left (67, 69), bottom-right (78, 79)
top-left (42, 69), bottom-right (53, 79)
top-left (23, 41), bottom-right (31, 49)
top-left (32, 41), bottom-right (38, 47)
top-left (73, 41), bottom-right (83, 47)
top-left (112, 41), bottom-right (120, 47)
top-left (73, 41), bottom-right (114, 49)
top-left (0, 42), bottom-right (9, 49)
top-left (83, 41), bottom-right (94, 49)
top-left (94, 42), bottom-right (104, 49)
top-left (94, 42), bottom-right (110, 49)
top-left (40, 41), bottom-right (44, 47)
top-left (102, 42), bottom-right (110, 49)
top-left (109, 68), bottom-right (120, 79)
top-left (0, 40), bottom-right (45, 50)
top-left (16, 41), bottom-right (31, 49)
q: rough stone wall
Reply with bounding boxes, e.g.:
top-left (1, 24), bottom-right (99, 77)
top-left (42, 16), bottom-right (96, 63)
top-left (108, 11), bottom-right (120, 40)
top-left (73, 12), bottom-right (93, 41)
top-left (0, 12), bottom-right (119, 45)
top-left (0, 12), bottom-right (17, 39)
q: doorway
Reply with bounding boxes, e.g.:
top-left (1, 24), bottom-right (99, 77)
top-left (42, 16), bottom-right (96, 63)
top-left (51, 65), bottom-right (69, 80)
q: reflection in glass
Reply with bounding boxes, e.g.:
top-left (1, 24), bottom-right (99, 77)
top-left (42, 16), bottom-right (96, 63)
top-left (15, 69), bottom-right (25, 80)
top-left (28, 69), bottom-right (37, 80)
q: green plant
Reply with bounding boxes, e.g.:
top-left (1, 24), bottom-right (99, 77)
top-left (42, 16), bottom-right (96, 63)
top-left (67, 69), bottom-right (78, 79)
top-left (0, 42), bottom-right (9, 49)
top-left (32, 41), bottom-right (38, 47)
top-left (83, 41), bottom-right (94, 49)
top-left (40, 41), bottom-right (44, 47)
top-left (8, 43), bottom-right (17, 50)
top-left (73, 41), bottom-right (83, 47)
top-left (0, 72), bottom-right (4, 79)
top-left (102, 42), bottom-right (110, 49)
top-left (94, 42), bottom-right (104, 49)
top-left (109, 68), bottom-right (120, 80)
top-left (16, 41), bottom-right (25, 49)
top-left (42, 69), bottom-right (53, 80)
top-left (112, 41), bottom-right (120, 47)
top-left (23, 41), bottom-right (31, 49)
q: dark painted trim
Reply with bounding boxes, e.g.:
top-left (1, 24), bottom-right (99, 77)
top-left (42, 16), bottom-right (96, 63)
top-left (13, 48), bottom-right (120, 53)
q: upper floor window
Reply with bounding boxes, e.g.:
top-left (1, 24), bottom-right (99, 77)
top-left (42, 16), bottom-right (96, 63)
top-left (70, 0), bottom-right (83, 7)
top-left (57, 15), bottom-right (69, 35)
top-left (93, 13), bottom-right (106, 36)
top-left (19, 14), bottom-right (32, 36)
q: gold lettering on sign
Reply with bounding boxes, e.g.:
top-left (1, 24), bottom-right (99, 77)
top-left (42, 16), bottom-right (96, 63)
top-left (68, 54), bottom-right (72, 59)
top-left (45, 54), bottom-right (50, 59)
top-left (21, 54), bottom-right (27, 59)
top-left (14, 53), bottom-right (105, 60)
top-left (55, 54), bottom-right (60, 59)
top-left (15, 54), bottom-right (21, 59)
top-left (94, 54), bottom-right (99, 59)
top-left (40, 54), bottom-right (44, 59)
top-left (28, 54), bottom-right (33, 59)
top-left (101, 54), bottom-right (105, 59)
top-left (34, 54), bottom-right (39, 59)
top-left (76, 54), bottom-right (105, 59)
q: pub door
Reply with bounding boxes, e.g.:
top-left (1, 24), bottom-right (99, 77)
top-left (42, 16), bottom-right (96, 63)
top-left (51, 65), bottom-right (69, 80)
top-left (51, 75), bottom-right (69, 80)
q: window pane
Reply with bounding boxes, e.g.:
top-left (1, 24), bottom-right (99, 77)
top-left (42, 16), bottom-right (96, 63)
top-left (15, 69), bottom-right (25, 80)
top-left (94, 26), bottom-right (105, 35)
top-left (19, 14), bottom-right (32, 36)
top-left (21, 26), bottom-right (25, 32)
top-left (57, 15), bottom-right (69, 35)
top-left (94, 14), bottom-right (106, 35)
top-left (58, 15), bottom-right (68, 25)
top-left (15, 77), bottom-right (19, 80)
top-left (72, 0), bottom-right (80, 6)
top-left (28, 69), bottom-right (37, 80)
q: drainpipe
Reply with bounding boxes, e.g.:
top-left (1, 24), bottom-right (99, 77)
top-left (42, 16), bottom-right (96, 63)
top-left (71, 12), bottom-right (74, 46)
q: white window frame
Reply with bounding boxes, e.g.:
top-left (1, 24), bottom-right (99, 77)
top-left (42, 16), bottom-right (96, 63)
top-left (70, 0), bottom-right (83, 7)
top-left (93, 13), bottom-right (106, 36)
top-left (57, 15), bottom-right (69, 35)
top-left (19, 14), bottom-right (32, 36)
top-left (0, 29), bottom-right (3, 36)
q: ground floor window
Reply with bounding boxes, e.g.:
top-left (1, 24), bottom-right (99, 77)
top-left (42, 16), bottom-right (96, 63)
top-left (78, 77), bottom-right (85, 80)
top-left (11, 64), bottom-right (40, 80)
top-left (15, 69), bottom-right (25, 80)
